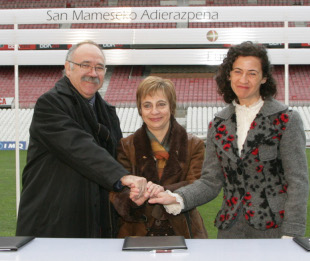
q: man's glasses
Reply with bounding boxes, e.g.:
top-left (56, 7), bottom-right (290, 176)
top-left (68, 61), bottom-right (106, 74)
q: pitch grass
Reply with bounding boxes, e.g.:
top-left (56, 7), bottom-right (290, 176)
top-left (0, 150), bottom-right (310, 238)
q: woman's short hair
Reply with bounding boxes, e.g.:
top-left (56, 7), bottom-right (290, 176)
top-left (136, 76), bottom-right (177, 116)
top-left (215, 41), bottom-right (277, 104)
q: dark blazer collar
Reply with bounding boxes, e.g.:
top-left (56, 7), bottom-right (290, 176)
top-left (55, 76), bottom-right (75, 96)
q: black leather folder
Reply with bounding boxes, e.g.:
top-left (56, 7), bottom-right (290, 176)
top-left (293, 237), bottom-right (310, 251)
top-left (0, 236), bottom-right (35, 251)
top-left (122, 236), bottom-right (187, 251)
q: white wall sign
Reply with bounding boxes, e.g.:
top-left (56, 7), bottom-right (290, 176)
top-left (0, 97), bottom-right (14, 107)
top-left (0, 6), bottom-right (309, 24)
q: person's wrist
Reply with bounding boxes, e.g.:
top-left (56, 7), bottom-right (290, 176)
top-left (120, 175), bottom-right (130, 186)
top-left (113, 179), bottom-right (125, 192)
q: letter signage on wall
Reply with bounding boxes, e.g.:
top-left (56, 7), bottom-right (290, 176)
top-left (0, 97), bottom-right (14, 108)
top-left (0, 7), bottom-right (309, 25)
top-left (0, 141), bottom-right (27, 150)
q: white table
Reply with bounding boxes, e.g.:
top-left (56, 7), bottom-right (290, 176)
top-left (0, 238), bottom-right (308, 261)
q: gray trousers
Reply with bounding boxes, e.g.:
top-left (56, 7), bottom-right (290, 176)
top-left (217, 212), bottom-right (282, 239)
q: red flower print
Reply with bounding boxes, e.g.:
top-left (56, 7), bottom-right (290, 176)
top-left (279, 184), bottom-right (288, 194)
top-left (250, 121), bottom-right (257, 129)
top-left (279, 210), bottom-right (285, 218)
top-left (220, 215), bottom-right (225, 222)
top-left (272, 133), bottom-right (282, 140)
top-left (215, 133), bottom-right (222, 140)
top-left (231, 197), bottom-right (238, 205)
top-left (218, 125), bottom-right (226, 132)
top-left (273, 118), bottom-right (280, 125)
top-left (216, 152), bottom-right (223, 162)
top-left (245, 211), bottom-right (254, 220)
top-left (281, 126), bottom-right (286, 130)
top-left (266, 221), bottom-right (275, 229)
top-left (225, 214), bottom-right (230, 220)
top-left (280, 113), bottom-right (289, 123)
top-left (244, 192), bottom-right (252, 201)
top-left (256, 165), bottom-right (264, 172)
top-left (209, 122), bottom-right (212, 129)
top-left (226, 199), bottom-right (232, 207)
top-left (227, 135), bottom-right (235, 141)
top-left (247, 210), bottom-right (255, 217)
top-left (223, 143), bottom-right (231, 151)
top-left (251, 148), bottom-right (259, 155)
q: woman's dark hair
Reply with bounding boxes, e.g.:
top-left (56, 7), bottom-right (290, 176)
top-left (215, 41), bottom-right (277, 104)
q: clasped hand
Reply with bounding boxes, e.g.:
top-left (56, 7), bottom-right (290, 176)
top-left (120, 175), bottom-right (176, 206)
top-left (129, 181), bottom-right (164, 206)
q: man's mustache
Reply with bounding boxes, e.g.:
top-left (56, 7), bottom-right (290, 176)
top-left (82, 76), bottom-right (100, 84)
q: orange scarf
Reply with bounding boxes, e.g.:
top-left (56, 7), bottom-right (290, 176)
top-left (147, 128), bottom-right (170, 180)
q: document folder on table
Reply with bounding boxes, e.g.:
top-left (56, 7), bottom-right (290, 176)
top-left (0, 236), bottom-right (35, 251)
top-left (293, 237), bottom-right (310, 251)
top-left (122, 236), bottom-right (187, 251)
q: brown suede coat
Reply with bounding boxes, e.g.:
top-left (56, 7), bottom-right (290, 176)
top-left (110, 118), bottom-right (208, 238)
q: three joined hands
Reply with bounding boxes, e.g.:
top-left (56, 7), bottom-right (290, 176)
top-left (120, 175), bottom-right (178, 206)
top-left (129, 181), bottom-right (164, 206)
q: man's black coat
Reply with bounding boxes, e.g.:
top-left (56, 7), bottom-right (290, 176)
top-left (16, 77), bottom-right (128, 238)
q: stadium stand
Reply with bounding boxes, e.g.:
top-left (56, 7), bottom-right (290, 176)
top-left (186, 105), bottom-right (310, 144)
top-left (1, 1), bottom-right (310, 146)
top-left (103, 64), bottom-right (310, 108)
top-left (0, 66), bottom-right (63, 108)
top-left (1, 105), bottom-right (310, 147)
top-left (1, 64), bottom-right (309, 109)
top-left (0, 107), bottom-right (140, 145)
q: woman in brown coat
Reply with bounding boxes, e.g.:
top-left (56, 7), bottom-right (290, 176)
top-left (110, 76), bottom-right (207, 238)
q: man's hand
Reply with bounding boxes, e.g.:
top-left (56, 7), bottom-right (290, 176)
top-left (128, 181), bottom-right (164, 206)
top-left (148, 191), bottom-right (178, 205)
top-left (129, 187), bottom-right (149, 206)
top-left (146, 181), bottom-right (164, 198)
top-left (120, 175), bottom-right (147, 198)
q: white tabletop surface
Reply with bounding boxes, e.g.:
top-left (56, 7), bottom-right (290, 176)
top-left (0, 238), bottom-right (308, 261)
